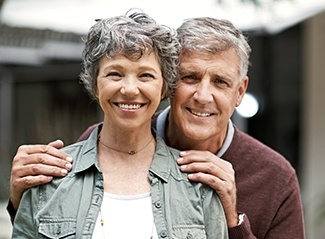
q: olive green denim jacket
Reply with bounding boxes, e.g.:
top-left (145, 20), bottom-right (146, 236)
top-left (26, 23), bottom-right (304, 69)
top-left (12, 125), bottom-right (228, 239)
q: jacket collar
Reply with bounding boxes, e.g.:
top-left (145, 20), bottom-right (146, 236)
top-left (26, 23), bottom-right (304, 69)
top-left (72, 124), bottom-right (173, 183)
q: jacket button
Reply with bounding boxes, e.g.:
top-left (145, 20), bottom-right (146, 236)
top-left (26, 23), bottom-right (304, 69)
top-left (186, 232), bottom-right (193, 239)
top-left (56, 225), bottom-right (61, 235)
top-left (160, 230), bottom-right (168, 238)
top-left (154, 201), bottom-right (161, 208)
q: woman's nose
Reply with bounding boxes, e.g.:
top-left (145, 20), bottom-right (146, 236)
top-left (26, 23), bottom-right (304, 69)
top-left (120, 77), bottom-right (140, 96)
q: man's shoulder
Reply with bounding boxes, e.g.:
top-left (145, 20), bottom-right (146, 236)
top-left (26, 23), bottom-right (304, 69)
top-left (77, 123), bottom-right (100, 142)
top-left (228, 128), bottom-right (295, 174)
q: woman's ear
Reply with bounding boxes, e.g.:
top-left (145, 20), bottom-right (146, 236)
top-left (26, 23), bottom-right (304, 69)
top-left (94, 82), bottom-right (99, 99)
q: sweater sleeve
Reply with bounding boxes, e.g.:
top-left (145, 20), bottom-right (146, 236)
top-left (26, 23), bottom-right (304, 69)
top-left (228, 173), bottom-right (305, 239)
top-left (228, 213), bottom-right (256, 238)
top-left (6, 199), bottom-right (16, 224)
top-left (262, 173), bottom-right (305, 239)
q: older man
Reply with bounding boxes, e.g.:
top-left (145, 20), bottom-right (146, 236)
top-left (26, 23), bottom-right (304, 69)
top-left (8, 17), bottom-right (305, 238)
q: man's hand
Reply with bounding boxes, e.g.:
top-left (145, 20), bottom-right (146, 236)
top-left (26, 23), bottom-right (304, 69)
top-left (10, 140), bottom-right (72, 210)
top-left (177, 150), bottom-right (238, 228)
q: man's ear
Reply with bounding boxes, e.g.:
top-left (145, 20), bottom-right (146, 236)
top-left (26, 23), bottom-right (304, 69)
top-left (161, 82), bottom-right (168, 100)
top-left (236, 76), bottom-right (249, 107)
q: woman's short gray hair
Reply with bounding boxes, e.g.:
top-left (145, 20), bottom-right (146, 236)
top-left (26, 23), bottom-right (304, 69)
top-left (80, 10), bottom-right (180, 99)
top-left (177, 17), bottom-right (251, 79)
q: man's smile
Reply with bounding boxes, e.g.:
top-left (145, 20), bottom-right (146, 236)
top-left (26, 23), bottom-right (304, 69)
top-left (186, 107), bottom-right (213, 117)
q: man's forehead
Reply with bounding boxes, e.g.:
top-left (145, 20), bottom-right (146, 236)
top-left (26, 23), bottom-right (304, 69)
top-left (179, 52), bottom-right (241, 80)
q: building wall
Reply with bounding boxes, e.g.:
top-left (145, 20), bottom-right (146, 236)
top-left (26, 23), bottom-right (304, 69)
top-left (247, 25), bottom-right (302, 173)
top-left (301, 11), bottom-right (325, 239)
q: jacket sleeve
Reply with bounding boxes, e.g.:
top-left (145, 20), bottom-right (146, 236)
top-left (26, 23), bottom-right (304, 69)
top-left (12, 187), bottom-right (40, 238)
top-left (203, 189), bottom-right (229, 239)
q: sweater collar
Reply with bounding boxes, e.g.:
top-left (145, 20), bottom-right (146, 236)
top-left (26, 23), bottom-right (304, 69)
top-left (156, 106), bottom-right (235, 157)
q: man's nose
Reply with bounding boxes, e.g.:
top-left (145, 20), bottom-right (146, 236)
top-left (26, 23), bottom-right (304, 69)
top-left (193, 80), bottom-right (213, 104)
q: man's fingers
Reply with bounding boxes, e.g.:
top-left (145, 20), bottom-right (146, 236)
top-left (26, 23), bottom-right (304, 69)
top-left (31, 163), bottom-right (69, 177)
top-left (32, 153), bottom-right (72, 170)
top-left (177, 150), bottom-right (233, 175)
top-left (15, 160), bottom-right (70, 177)
top-left (15, 144), bottom-right (72, 165)
top-left (47, 139), bottom-right (64, 149)
top-left (13, 175), bottom-right (54, 189)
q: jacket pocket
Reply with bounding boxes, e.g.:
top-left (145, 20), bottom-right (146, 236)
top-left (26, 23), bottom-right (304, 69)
top-left (172, 225), bottom-right (207, 239)
top-left (39, 218), bottom-right (77, 239)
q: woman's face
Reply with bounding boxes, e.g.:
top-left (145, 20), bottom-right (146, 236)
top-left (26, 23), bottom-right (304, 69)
top-left (96, 52), bottom-right (164, 131)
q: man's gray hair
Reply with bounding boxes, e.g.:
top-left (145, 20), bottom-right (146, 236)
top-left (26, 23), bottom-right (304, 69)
top-left (177, 17), bottom-right (251, 78)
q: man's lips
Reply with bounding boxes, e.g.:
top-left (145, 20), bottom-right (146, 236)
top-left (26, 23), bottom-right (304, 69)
top-left (186, 107), bottom-right (213, 117)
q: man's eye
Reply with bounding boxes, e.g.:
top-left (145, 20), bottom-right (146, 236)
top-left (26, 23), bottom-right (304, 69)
top-left (181, 75), bottom-right (198, 83)
top-left (213, 79), bottom-right (229, 87)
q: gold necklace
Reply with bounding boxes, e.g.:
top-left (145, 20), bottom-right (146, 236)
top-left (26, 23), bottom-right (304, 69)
top-left (98, 135), bottom-right (154, 155)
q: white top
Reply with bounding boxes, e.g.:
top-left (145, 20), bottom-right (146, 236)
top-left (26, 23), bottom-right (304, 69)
top-left (92, 192), bottom-right (158, 239)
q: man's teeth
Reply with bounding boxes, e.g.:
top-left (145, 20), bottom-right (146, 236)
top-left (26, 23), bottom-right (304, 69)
top-left (118, 103), bottom-right (141, 109)
top-left (191, 109), bottom-right (211, 117)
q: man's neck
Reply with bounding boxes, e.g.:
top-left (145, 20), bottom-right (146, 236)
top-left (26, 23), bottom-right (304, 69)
top-left (155, 106), bottom-right (234, 156)
top-left (166, 124), bottom-right (225, 153)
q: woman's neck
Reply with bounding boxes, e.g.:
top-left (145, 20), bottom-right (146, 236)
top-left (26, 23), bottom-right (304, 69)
top-left (97, 123), bottom-right (156, 196)
top-left (99, 121), bottom-right (154, 153)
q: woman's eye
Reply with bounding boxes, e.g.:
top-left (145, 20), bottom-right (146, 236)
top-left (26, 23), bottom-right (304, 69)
top-left (140, 73), bottom-right (155, 81)
top-left (106, 72), bottom-right (122, 80)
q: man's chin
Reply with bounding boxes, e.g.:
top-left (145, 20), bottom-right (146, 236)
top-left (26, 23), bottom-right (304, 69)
top-left (183, 127), bottom-right (211, 141)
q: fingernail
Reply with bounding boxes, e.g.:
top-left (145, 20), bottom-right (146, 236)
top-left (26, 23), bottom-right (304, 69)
top-left (179, 151), bottom-right (187, 156)
top-left (180, 165), bottom-right (187, 170)
top-left (61, 169), bottom-right (68, 175)
top-left (177, 157), bottom-right (183, 163)
top-left (65, 163), bottom-right (72, 170)
top-left (66, 156), bottom-right (73, 162)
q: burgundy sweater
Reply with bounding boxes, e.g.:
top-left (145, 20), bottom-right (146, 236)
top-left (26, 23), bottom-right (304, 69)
top-left (222, 128), bottom-right (304, 238)
top-left (8, 120), bottom-right (305, 238)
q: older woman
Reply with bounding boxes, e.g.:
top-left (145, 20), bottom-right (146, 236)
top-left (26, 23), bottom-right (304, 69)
top-left (12, 11), bottom-right (228, 239)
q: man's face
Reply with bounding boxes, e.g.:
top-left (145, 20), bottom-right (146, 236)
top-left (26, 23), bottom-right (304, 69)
top-left (170, 49), bottom-right (248, 146)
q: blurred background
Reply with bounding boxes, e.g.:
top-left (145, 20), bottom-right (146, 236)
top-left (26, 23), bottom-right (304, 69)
top-left (0, 0), bottom-right (324, 238)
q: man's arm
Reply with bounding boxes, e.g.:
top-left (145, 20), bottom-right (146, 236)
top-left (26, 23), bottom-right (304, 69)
top-left (9, 140), bottom-right (71, 210)
top-left (7, 124), bottom-right (98, 223)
